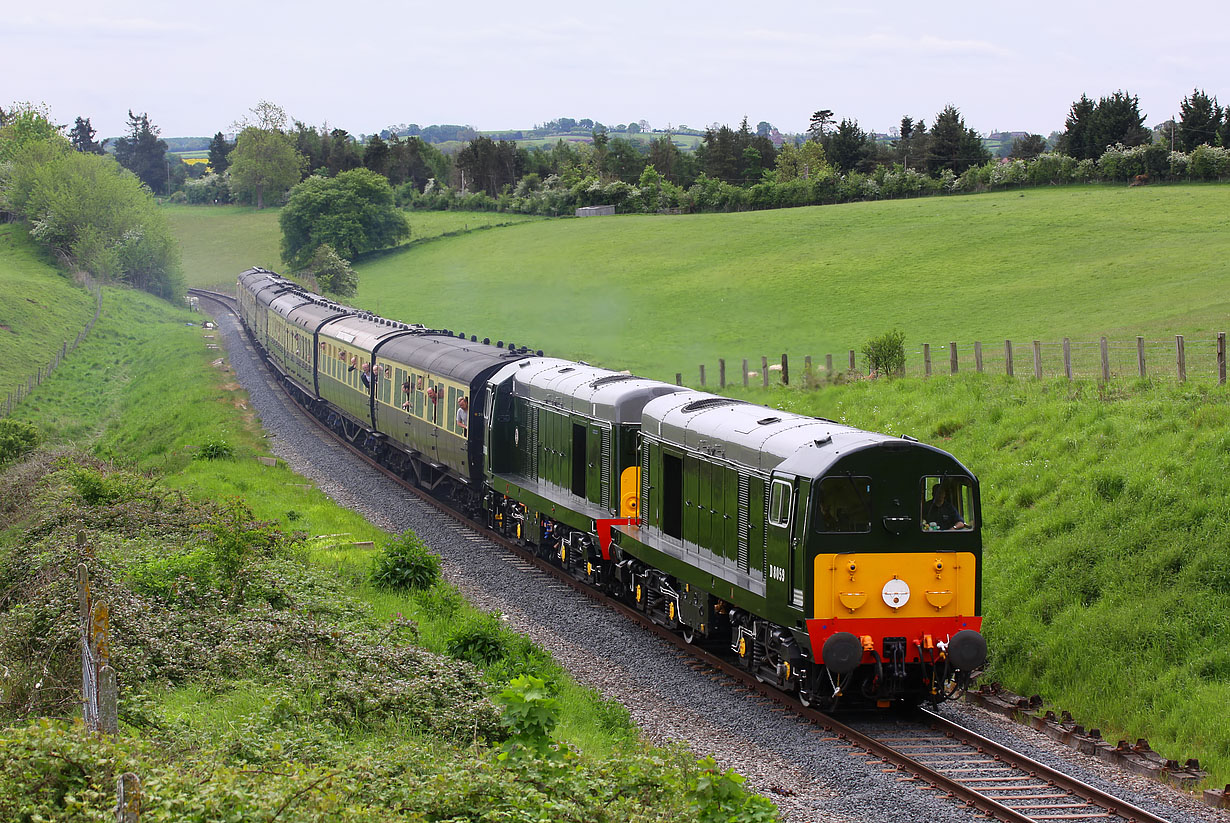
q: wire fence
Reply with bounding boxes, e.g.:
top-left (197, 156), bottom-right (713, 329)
top-left (683, 334), bottom-right (1229, 389)
top-left (2, 276), bottom-right (102, 419)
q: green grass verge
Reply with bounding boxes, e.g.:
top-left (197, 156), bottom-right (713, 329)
top-left (0, 225), bottom-right (96, 395)
top-left (724, 374), bottom-right (1230, 782)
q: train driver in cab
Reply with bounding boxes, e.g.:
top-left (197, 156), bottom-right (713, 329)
top-left (924, 483), bottom-right (966, 531)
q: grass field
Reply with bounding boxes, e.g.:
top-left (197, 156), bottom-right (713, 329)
top-left (164, 205), bottom-right (541, 290)
top-left (0, 226), bottom-right (96, 396)
top-left (347, 184), bottom-right (1230, 382)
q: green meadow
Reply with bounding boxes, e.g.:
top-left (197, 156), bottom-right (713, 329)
top-left (348, 184), bottom-right (1230, 382)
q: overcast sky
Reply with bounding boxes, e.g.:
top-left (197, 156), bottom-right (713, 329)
top-left (8, 0), bottom-right (1230, 140)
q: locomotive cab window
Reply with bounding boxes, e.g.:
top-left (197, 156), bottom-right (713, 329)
top-left (768, 479), bottom-right (793, 527)
top-left (814, 476), bottom-right (872, 533)
top-left (921, 476), bottom-right (975, 531)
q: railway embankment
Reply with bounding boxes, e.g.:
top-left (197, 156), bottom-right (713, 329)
top-left (0, 268), bottom-right (780, 819)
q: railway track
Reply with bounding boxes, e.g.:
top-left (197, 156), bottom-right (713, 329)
top-left (191, 287), bottom-right (1174, 823)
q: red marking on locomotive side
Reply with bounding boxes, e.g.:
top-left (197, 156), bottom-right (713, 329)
top-left (594, 517), bottom-right (640, 560)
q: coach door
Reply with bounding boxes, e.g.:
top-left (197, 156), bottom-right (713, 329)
top-left (765, 473), bottom-right (805, 609)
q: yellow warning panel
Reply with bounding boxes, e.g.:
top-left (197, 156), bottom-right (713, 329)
top-left (620, 466), bottom-right (640, 517)
top-left (815, 552), bottom-right (976, 619)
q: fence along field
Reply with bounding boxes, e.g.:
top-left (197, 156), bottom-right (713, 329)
top-left (687, 332), bottom-right (1229, 389)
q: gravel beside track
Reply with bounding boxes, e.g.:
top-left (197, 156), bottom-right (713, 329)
top-left (206, 301), bottom-right (1216, 823)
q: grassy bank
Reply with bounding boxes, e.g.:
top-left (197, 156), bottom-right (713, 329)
top-left (725, 374), bottom-right (1230, 781)
top-left (0, 275), bottom-right (782, 818)
top-left (0, 225), bottom-right (96, 394)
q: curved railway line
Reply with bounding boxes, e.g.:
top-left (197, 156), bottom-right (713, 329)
top-left (191, 287), bottom-right (1177, 823)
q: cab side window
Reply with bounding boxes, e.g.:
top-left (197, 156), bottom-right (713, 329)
top-left (768, 479), bottom-right (792, 527)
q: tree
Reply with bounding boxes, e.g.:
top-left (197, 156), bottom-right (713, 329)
top-left (925, 105), bottom-right (989, 175)
top-left (0, 102), bottom-right (63, 163)
top-left (825, 118), bottom-right (874, 173)
top-left (774, 140), bottom-right (829, 182)
top-left (303, 244), bottom-right (358, 296)
top-left (112, 111), bottom-right (169, 194)
top-left (1059, 91), bottom-right (1149, 159)
top-left (1178, 88), bottom-right (1223, 152)
top-left (363, 135), bottom-right (390, 176)
top-left (69, 117), bottom-right (105, 154)
top-left (1058, 94), bottom-right (1096, 159)
top-left (892, 116), bottom-right (927, 169)
top-left (1086, 91), bottom-right (1150, 154)
top-left (808, 109), bottom-right (834, 142)
top-left (1009, 133), bottom-right (1048, 160)
top-left (208, 132), bottom-right (234, 174)
top-left (455, 136), bottom-right (518, 195)
top-left (228, 126), bottom-right (305, 208)
top-left (756, 121), bottom-right (773, 138)
top-left (2, 138), bottom-right (182, 297)
top-left (279, 168), bottom-right (409, 269)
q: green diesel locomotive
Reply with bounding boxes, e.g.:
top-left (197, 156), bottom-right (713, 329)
top-left (238, 268), bottom-right (986, 709)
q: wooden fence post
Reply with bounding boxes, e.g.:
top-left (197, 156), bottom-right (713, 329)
top-left (761, 356), bottom-right (769, 388)
top-left (974, 341), bottom-right (983, 373)
top-left (848, 350), bottom-right (856, 372)
top-left (923, 343), bottom-right (932, 377)
top-left (742, 359), bottom-right (748, 387)
top-left (1176, 335), bottom-right (1186, 383)
top-left (825, 354), bottom-right (833, 378)
top-left (1033, 340), bottom-right (1042, 379)
top-left (99, 665), bottom-right (118, 735)
top-left (1137, 336), bottom-right (1146, 378)
top-left (1219, 332), bottom-right (1226, 386)
top-left (950, 342), bottom-right (958, 374)
top-left (675, 373), bottom-right (682, 386)
top-left (699, 365), bottom-right (706, 387)
top-left (804, 355), bottom-right (812, 373)
top-left (781, 354), bottom-right (789, 386)
top-left (117, 773), bottom-right (141, 822)
top-left (1100, 337), bottom-right (1110, 382)
top-left (1063, 338), bottom-right (1072, 379)
top-left (1004, 340), bottom-right (1014, 377)
top-left (719, 359), bottom-right (726, 388)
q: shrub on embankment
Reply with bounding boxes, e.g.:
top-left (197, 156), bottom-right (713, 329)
top-left (741, 373), bottom-right (1230, 782)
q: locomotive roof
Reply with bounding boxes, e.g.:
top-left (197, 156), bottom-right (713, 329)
top-left (491, 357), bottom-right (684, 425)
top-left (642, 390), bottom-right (904, 477)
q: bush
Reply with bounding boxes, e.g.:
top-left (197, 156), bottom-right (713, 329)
top-left (194, 433), bottom-right (233, 460)
top-left (0, 419), bottom-right (40, 467)
top-left (447, 612), bottom-right (508, 666)
top-left (861, 330), bottom-right (907, 376)
top-left (371, 530), bottom-right (441, 590)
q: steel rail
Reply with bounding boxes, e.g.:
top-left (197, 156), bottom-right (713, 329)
top-left (194, 288), bottom-right (1171, 823)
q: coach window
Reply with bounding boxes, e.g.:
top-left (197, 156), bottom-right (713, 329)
top-left (920, 476), bottom-right (975, 531)
top-left (768, 479), bottom-right (793, 528)
top-left (815, 476), bottom-right (872, 533)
